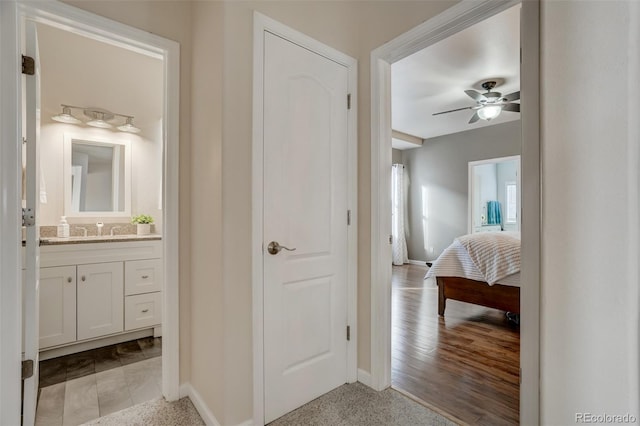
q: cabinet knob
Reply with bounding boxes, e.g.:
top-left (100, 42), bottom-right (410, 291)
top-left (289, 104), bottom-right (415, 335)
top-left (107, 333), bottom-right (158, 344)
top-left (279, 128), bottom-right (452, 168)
top-left (141, 309), bottom-right (149, 313)
top-left (67, 277), bottom-right (72, 283)
top-left (81, 275), bottom-right (86, 282)
top-left (142, 275), bottom-right (149, 279)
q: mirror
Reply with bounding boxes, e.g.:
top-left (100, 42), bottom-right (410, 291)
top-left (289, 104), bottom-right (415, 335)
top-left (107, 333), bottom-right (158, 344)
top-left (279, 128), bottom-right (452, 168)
top-left (63, 134), bottom-right (131, 217)
top-left (468, 155), bottom-right (520, 233)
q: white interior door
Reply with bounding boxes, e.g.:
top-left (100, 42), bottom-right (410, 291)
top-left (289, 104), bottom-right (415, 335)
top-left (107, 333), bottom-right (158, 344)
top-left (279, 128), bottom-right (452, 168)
top-left (263, 31), bottom-right (349, 423)
top-left (23, 19), bottom-right (41, 426)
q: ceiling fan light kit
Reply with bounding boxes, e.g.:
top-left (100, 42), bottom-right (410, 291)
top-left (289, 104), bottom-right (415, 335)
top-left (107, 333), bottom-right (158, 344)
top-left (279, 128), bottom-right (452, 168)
top-left (477, 105), bottom-right (502, 121)
top-left (433, 80), bottom-right (521, 124)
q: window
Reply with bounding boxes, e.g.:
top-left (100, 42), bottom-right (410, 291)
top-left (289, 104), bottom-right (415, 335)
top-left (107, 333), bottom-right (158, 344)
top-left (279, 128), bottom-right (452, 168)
top-left (505, 182), bottom-right (517, 224)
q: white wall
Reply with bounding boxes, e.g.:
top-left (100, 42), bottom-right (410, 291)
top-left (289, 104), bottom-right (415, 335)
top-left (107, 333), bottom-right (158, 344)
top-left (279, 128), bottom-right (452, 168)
top-left (541, 0), bottom-right (639, 422)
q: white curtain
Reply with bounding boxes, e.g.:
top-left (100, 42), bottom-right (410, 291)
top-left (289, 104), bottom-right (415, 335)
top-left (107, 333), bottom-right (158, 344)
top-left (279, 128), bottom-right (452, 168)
top-left (391, 164), bottom-right (409, 265)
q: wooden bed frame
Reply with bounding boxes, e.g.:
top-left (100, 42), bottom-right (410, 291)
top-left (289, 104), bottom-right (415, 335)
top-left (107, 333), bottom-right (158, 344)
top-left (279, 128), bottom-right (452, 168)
top-left (436, 276), bottom-right (520, 316)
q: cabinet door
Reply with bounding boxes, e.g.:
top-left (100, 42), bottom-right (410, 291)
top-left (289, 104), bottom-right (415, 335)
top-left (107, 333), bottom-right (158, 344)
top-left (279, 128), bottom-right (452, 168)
top-left (77, 262), bottom-right (124, 340)
top-left (39, 266), bottom-right (76, 348)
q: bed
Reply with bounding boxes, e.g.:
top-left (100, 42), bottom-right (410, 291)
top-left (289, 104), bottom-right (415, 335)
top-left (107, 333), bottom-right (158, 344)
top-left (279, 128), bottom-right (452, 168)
top-left (425, 232), bottom-right (521, 316)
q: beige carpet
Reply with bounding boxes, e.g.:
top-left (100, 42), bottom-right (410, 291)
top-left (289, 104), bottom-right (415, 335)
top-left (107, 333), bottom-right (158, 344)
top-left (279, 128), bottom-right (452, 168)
top-left (81, 383), bottom-right (457, 426)
top-left (81, 397), bottom-right (204, 426)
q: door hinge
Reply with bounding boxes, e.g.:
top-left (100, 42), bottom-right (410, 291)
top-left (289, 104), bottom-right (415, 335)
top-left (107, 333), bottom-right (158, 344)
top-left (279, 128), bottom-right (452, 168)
top-left (347, 210), bottom-right (351, 226)
top-left (347, 93), bottom-right (351, 110)
top-left (346, 325), bottom-right (351, 341)
top-left (22, 359), bottom-right (34, 380)
top-left (22, 207), bottom-right (35, 227)
top-left (389, 235), bottom-right (393, 244)
top-left (22, 55), bottom-right (35, 75)
top-left (519, 368), bottom-right (522, 384)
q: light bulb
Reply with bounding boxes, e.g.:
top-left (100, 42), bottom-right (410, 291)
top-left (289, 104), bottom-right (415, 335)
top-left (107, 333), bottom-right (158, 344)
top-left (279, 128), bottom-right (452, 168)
top-left (477, 105), bottom-right (502, 121)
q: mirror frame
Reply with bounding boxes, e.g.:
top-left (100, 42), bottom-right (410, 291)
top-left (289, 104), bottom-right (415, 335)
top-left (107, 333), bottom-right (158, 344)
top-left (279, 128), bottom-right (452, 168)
top-left (63, 133), bottom-right (131, 217)
top-left (468, 154), bottom-right (521, 233)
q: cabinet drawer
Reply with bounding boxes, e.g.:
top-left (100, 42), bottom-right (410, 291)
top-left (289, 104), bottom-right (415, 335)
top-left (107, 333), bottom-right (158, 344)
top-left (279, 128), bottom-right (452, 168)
top-left (125, 259), bottom-right (163, 295)
top-left (125, 292), bottom-right (162, 331)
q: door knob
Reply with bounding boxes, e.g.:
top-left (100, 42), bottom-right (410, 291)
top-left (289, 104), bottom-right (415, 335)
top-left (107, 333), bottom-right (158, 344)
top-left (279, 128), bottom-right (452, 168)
top-left (267, 241), bottom-right (296, 255)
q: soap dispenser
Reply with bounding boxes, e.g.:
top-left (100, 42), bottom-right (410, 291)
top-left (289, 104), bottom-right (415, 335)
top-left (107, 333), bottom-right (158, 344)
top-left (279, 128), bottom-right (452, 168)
top-left (57, 216), bottom-right (70, 238)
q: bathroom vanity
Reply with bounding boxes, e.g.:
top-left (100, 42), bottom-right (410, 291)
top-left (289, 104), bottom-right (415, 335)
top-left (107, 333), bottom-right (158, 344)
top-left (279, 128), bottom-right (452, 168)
top-left (37, 236), bottom-right (163, 359)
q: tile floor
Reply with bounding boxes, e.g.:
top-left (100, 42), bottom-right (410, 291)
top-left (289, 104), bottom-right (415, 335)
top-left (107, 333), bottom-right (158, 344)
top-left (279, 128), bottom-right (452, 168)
top-left (36, 337), bottom-right (162, 426)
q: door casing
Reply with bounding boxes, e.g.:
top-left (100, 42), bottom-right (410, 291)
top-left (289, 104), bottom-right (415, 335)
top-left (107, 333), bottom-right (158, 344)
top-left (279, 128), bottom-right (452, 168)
top-left (0, 1), bottom-right (181, 422)
top-left (252, 11), bottom-right (358, 426)
top-left (368, 0), bottom-right (541, 425)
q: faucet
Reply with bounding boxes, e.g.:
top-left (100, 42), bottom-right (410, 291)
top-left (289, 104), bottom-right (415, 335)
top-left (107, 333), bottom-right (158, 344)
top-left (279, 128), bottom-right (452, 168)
top-left (96, 222), bottom-right (104, 236)
top-left (76, 227), bottom-right (88, 237)
top-left (110, 226), bottom-right (121, 236)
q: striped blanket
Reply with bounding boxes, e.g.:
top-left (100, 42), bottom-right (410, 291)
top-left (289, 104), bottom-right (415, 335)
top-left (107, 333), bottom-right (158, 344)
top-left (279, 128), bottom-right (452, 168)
top-left (455, 232), bottom-right (521, 285)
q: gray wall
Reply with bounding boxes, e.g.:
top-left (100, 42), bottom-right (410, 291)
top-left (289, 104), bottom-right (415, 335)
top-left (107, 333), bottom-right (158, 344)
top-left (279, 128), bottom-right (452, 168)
top-left (402, 120), bottom-right (521, 261)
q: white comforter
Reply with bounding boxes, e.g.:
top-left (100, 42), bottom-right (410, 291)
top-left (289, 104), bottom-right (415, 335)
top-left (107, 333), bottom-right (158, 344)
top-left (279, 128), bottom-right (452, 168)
top-left (425, 232), bottom-right (521, 287)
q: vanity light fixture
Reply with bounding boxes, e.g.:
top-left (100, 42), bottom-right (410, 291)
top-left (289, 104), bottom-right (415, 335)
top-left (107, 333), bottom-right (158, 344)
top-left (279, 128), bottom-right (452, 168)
top-left (116, 116), bottom-right (141, 133)
top-left (51, 105), bottom-right (82, 124)
top-left (50, 104), bottom-right (141, 133)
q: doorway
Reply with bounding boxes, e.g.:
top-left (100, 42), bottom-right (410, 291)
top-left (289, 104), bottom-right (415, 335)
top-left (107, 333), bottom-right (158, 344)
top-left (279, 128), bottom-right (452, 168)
top-left (0, 2), bottom-right (180, 423)
top-left (369, 0), bottom-right (540, 424)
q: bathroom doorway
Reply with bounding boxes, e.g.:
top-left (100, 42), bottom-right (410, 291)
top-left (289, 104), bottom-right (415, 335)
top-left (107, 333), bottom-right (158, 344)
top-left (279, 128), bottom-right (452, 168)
top-left (0, 2), bottom-right (180, 423)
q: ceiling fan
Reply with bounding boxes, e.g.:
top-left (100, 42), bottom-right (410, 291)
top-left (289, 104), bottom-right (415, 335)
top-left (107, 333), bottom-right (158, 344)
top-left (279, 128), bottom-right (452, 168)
top-left (432, 81), bottom-right (520, 124)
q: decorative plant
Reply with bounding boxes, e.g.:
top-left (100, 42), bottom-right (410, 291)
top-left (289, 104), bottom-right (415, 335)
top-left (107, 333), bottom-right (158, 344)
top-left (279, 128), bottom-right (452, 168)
top-left (131, 214), bottom-right (154, 225)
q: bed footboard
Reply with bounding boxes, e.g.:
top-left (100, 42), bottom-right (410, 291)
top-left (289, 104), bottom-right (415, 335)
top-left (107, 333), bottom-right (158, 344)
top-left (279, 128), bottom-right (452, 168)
top-left (436, 276), bottom-right (520, 316)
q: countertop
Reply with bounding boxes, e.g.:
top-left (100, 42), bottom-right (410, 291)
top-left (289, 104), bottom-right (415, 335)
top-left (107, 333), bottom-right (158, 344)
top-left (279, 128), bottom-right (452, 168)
top-left (37, 234), bottom-right (162, 246)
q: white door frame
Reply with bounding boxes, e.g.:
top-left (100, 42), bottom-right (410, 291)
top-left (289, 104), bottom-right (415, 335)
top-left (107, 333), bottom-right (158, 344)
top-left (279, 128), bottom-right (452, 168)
top-left (0, 1), bottom-right (181, 422)
top-left (369, 0), bottom-right (540, 424)
top-left (252, 12), bottom-right (358, 426)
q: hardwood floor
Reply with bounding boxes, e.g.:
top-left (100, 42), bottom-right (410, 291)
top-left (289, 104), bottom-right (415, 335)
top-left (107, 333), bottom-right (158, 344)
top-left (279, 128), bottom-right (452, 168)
top-left (392, 264), bottom-right (519, 425)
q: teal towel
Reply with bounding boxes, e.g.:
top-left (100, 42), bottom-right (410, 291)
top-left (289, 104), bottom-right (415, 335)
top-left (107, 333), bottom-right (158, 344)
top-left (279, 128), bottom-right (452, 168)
top-left (487, 201), bottom-right (502, 225)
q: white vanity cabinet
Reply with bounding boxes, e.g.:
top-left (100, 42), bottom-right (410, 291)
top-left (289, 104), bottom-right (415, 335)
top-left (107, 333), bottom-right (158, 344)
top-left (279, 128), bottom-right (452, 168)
top-left (39, 239), bottom-right (162, 352)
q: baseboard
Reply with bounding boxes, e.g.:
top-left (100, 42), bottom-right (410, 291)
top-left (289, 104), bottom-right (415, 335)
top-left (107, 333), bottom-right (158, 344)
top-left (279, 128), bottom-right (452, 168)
top-left (234, 420), bottom-right (254, 426)
top-left (407, 259), bottom-right (427, 266)
top-left (179, 383), bottom-right (221, 426)
top-left (357, 368), bottom-right (372, 388)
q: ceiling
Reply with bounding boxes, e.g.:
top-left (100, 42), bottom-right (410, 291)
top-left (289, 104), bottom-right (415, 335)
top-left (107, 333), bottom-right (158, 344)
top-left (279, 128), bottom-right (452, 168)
top-left (391, 4), bottom-right (521, 144)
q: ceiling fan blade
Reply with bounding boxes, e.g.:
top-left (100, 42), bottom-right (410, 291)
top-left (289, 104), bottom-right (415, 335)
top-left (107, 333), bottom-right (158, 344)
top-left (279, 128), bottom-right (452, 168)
top-left (464, 90), bottom-right (487, 102)
top-left (502, 91), bottom-right (520, 102)
top-left (502, 103), bottom-right (521, 113)
top-left (468, 112), bottom-right (480, 124)
top-left (432, 106), bottom-right (473, 116)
